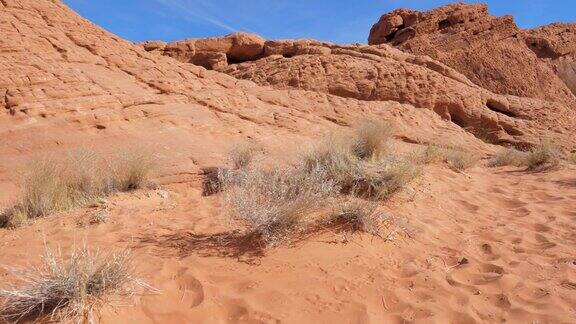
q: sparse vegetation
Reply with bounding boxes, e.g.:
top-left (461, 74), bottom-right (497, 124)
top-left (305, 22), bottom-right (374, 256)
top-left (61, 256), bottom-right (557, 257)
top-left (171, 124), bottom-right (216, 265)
top-left (350, 120), bottom-right (392, 160)
top-left (488, 142), bottom-right (560, 170)
top-left (108, 148), bottom-right (157, 192)
top-left (90, 209), bottom-right (109, 225)
top-left (488, 147), bottom-right (527, 167)
top-left (412, 144), bottom-right (444, 165)
top-left (0, 246), bottom-right (140, 323)
top-left (328, 199), bottom-right (391, 238)
top-left (302, 122), bottom-right (420, 200)
top-left (228, 142), bottom-right (262, 169)
top-left (444, 149), bottom-right (478, 171)
top-left (0, 148), bottom-right (156, 229)
top-left (524, 142), bottom-right (560, 170)
top-left (218, 120), bottom-right (422, 248)
top-left (221, 166), bottom-right (338, 247)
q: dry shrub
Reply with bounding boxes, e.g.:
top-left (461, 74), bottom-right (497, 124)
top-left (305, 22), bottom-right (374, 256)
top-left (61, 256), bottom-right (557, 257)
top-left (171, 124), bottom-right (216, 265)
top-left (488, 143), bottom-right (560, 170)
top-left (351, 120), bottom-right (392, 160)
top-left (221, 166), bottom-right (338, 247)
top-left (302, 137), bottom-right (362, 189)
top-left (354, 159), bottom-right (422, 199)
top-left (108, 148), bottom-right (157, 192)
top-left (329, 199), bottom-right (391, 238)
top-left (228, 142), bottom-right (262, 170)
top-left (1, 148), bottom-right (156, 229)
top-left (444, 149), bottom-right (478, 171)
top-left (488, 147), bottom-right (527, 167)
top-left (409, 144), bottom-right (446, 165)
top-left (302, 126), bottom-right (419, 200)
top-left (524, 142), bottom-right (561, 170)
top-left (0, 246), bottom-right (141, 323)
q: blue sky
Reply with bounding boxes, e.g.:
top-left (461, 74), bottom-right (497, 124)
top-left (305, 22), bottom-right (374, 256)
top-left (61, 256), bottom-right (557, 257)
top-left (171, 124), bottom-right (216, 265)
top-left (63, 1), bottom-right (575, 44)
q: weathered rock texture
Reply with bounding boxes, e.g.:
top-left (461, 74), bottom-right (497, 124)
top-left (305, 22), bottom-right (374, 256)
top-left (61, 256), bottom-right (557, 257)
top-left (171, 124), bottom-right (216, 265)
top-left (145, 31), bottom-right (576, 149)
top-left (219, 41), bottom-right (575, 148)
top-left (0, 0), bottom-right (482, 173)
top-left (139, 32), bottom-right (265, 70)
top-left (368, 3), bottom-right (576, 108)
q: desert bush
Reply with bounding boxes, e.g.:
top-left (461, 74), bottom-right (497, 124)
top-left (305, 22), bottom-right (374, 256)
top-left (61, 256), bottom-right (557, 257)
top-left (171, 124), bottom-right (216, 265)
top-left (351, 120), bottom-right (392, 160)
top-left (228, 142), bottom-right (262, 170)
top-left (0, 246), bottom-right (139, 323)
top-left (488, 143), bottom-right (560, 170)
top-left (1, 148), bottom-right (156, 229)
top-left (488, 147), bottom-right (527, 167)
top-left (356, 159), bottom-right (422, 199)
top-left (302, 131), bottom-right (420, 199)
top-left (108, 148), bottom-right (156, 192)
top-left (329, 199), bottom-right (390, 237)
top-left (524, 142), bottom-right (561, 170)
top-left (221, 166), bottom-right (338, 247)
top-left (302, 139), bottom-right (362, 189)
top-left (444, 149), bottom-right (478, 171)
top-left (410, 144), bottom-right (445, 165)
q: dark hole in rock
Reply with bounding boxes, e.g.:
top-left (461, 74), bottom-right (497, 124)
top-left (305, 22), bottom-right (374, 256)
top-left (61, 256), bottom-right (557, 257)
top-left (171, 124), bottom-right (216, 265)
top-left (385, 23), bottom-right (406, 42)
top-left (449, 113), bottom-right (467, 128)
top-left (486, 99), bottom-right (517, 118)
top-left (438, 19), bottom-right (451, 30)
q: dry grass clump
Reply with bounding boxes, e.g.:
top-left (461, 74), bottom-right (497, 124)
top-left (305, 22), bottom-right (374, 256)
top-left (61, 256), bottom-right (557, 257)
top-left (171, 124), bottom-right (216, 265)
top-left (328, 200), bottom-right (391, 238)
top-left (228, 142), bottom-right (262, 170)
top-left (524, 142), bottom-right (561, 170)
top-left (354, 159), bottom-right (422, 199)
top-left (444, 149), bottom-right (479, 171)
top-left (221, 166), bottom-right (338, 247)
top-left (108, 148), bottom-right (157, 192)
top-left (0, 246), bottom-right (140, 323)
top-left (1, 148), bottom-right (156, 229)
top-left (488, 143), bottom-right (560, 170)
top-left (302, 122), bottom-right (419, 200)
top-left (351, 120), bottom-right (392, 159)
top-left (412, 144), bottom-right (444, 165)
top-left (488, 147), bottom-right (527, 167)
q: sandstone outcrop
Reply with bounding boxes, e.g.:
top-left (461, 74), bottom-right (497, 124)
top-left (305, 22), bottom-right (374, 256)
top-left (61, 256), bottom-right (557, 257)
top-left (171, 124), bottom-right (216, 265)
top-left (0, 0), bottom-right (483, 174)
top-left (139, 32), bottom-right (265, 69)
top-left (368, 3), bottom-right (576, 107)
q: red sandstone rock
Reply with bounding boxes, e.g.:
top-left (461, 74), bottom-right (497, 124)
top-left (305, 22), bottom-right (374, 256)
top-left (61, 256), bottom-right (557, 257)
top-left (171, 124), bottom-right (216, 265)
top-left (368, 3), bottom-right (576, 108)
top-left (139, 32), bottom-right (264, 69)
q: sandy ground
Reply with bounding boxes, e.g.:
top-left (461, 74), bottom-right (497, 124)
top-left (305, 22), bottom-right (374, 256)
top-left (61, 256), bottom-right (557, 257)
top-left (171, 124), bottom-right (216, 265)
top-left (1, 163), bottom-right (575, 323)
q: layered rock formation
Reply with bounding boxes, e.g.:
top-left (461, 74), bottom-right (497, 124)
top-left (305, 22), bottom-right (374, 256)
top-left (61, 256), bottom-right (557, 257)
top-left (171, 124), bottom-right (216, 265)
top-left (0, 0), bottom-right (482, 172)
top-left (143, 32), bottom-right (576, 149)
top-left (368, 3), bottom-right (576, 107)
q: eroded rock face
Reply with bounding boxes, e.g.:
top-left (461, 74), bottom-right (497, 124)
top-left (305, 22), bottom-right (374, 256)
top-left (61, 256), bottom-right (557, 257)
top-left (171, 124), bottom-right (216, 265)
top-left (368, 3), bottom-right (576, 107)
top-left (139, 32), bottom-right (265, 69)
top-left (1, 0), bottom-right (487, 171)
top-left (220, 41), bottom-right (575, 148)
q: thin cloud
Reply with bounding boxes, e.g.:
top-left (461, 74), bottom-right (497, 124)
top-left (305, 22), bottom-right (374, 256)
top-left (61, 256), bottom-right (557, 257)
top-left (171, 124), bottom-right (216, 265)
top-left (154, 0), bottom-right (238, 32)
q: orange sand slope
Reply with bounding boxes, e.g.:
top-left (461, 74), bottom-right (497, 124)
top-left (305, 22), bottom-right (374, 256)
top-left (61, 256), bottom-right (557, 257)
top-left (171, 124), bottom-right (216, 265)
top-left (2, 165), bottom-right (575, 323)
top-left (0, 0), bottom-right (575, 323)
